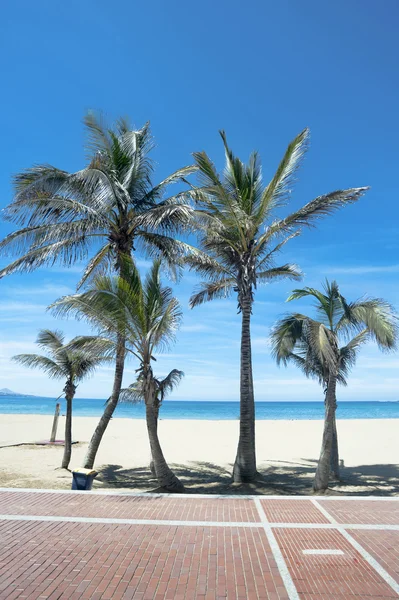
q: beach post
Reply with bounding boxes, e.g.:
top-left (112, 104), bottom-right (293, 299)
top-left (50, 402), bottom-right (60, 443)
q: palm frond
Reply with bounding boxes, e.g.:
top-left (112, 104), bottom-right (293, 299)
top-left (255, 128), bottom-right (309, 222)
top-left (12, 354), bottom-right (65, 379)
top-left (265, 187), bottom-right (369, 239)
top-left (257, 264), bottom-right (302, 283)
top-left (189, 279), bottom-right (236, 308)
top-left (76, 243), bottom-right (112, 289)
top-left (336, 298), bottom-right (398, 350)
top-left (158, 369), bottom-right (184, 400)
top-left (36, 329), bottom-right (65, 352)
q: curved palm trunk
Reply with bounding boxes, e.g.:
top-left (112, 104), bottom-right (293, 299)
top-left (61, 379), bottom-right (76, 469)
top-left (313, 373), bottom-right (337, 492)
top-left (83, 335), bottom-right (125, 469)
top-left (149, 404), bottom-right (159, 478)
top-left (330, 414), bottom-right (340, 480)
top-left (233, 296), bottom-right (257, 483)
top-left (145, 378), bottom-right (183, 492)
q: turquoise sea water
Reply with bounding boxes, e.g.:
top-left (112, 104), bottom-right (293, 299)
top-left (0, 396), bottom-right (398, 420)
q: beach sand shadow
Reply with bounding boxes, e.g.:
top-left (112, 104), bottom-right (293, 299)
top-left (96, 460), bottom-right (399, 496)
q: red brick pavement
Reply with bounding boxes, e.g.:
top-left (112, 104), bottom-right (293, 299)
top-left (351, 530), bottom-right (399, 585)
top-left (0, 491), bottom-right (259, 522)
top-left (260, 500), bottom-right (329, 524)
top-left (0, 491), bottom-right (398, 600)
top-left (0, 520), bottom-right (288, 600)
top-left (319, 499), bottom-right (399, 525)
top-left (274, 527), bottom-right (398, 598)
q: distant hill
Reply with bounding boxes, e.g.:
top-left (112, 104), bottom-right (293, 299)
top-left (0, 388), bottom-right (36, 397)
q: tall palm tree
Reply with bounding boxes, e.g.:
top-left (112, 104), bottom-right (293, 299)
top-left (271, 280), bottom-right (398, 492)
top-left (120, 369), bottom-right (184, 479)
top-left (185, 129), bottom-right (368, 483)
top-left (12, 329), bottom-right (107, 469)
top-left (51, 259), bottom-right (185, 491)
top-left (0, 113), bottom-right (196, 467)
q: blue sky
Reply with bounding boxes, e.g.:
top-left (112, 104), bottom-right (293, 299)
top-left (0, 0), bottom-right (398, 400)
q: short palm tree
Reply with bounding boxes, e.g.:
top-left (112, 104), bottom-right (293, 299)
top-left (12, 329), bottom-right (107, 469)
top-left (1, 113), bottom-right (196, 468)
top-left (271, 280), bottom-right (398, 492)
top-left (120, 369), bottom-right (184, 478)
top-left (186, 129), bottom-right (368, 482)
top-left (51, 259), bottom-right (185, 491)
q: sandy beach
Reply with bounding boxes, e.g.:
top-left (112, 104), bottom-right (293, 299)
top-left (0, 415), bottom-right (398, 495)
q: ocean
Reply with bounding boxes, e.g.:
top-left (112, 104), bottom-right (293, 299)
top-left (0, 396), bottom-right (398, 420)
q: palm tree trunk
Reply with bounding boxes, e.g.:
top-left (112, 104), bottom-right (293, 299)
top-left (233, 295), bottom-right (257, 483)
top-left (330, 410), bottom-right (340, 480)
top-left (83, 335), bottom-right (125, 469)
top-left (149, 404), bottom-right (159, 478)
top-left (145, 387), bottom-right (184, 492)
top-left (61, 379), bottom-right (76, 470)
top-left (313, 373), bottom-right (337, 492)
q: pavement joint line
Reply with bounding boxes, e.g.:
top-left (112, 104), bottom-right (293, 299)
top-left (253, 497), bottom-right (300, 600)
top-left (1, 513), bottom-right (398, 531)
top-left (0, 514), bottom-right (263, 528)
top-left (270, 522), bottom-right (399, 530)
top-left (311, 498), bottom-right (399, 596)
top-left (0, 487), bottom-right (398, 500)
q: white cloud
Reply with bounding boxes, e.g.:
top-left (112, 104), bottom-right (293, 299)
top-left (324, 264), bottom-right (399, 275)
top-left (180, 323), bottom-right (214, 332)
top-left (9, 284), bottom-right (74, 296)
top-left (0, 302), bottom-right (47, 312)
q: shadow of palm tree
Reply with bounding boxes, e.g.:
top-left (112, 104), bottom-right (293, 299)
top-left (95, 460), bottom-right (399, 496)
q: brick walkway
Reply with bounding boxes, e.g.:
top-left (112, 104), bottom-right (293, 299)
top-left (0, 490), bottom-right (398, 599)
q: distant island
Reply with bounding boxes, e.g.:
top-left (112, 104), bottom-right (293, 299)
top-left (0, 388), bottom-right (37, 397)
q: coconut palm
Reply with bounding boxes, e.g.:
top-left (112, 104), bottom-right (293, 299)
top-left (271, 280), bottom-right (398, 492)
top-left (51, 259), bottom-right (185, 491)
top-left (186, 129), bottom-right (368, 482)
top-left (120, 369), bottom-right (184, 478)
top-left (0, 113), bottom-right (196, 467)
top-left (12, 329), bottom-right (107, 469)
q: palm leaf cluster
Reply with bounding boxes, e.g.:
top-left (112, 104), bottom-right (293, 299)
top-left (271, 280), bottom-right (397, 385)
top-left (186, 130), bottom-right (367, 310)
top-left (13, 329), bottom-right (106, 383)
top-left (0, 114), bottom-right (197, 285)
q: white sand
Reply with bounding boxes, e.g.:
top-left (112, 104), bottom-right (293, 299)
top-left (0, 415), bottom-right (398, 495)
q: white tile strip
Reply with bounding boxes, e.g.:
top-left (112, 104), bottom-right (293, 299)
top-left (1, 513), bottom-right (398, 531)
top-left (254, 498), bottom-right (300, 600)
top-left (311, 499), bottom-right (399, 596)
top-left (302, 548), bottom-right (344, 555)
top-left (0, 514), bottom-right (262, 528)
top-left (270, 522), bottom-right (399, 531)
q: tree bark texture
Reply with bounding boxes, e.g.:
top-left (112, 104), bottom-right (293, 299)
top-left (145, 379), bottom-right (183, 492)
top-left (61, 379), bottom-right (76, 470)
top-left (83, 335), bottom-right (125, 469)
top-left (330, 413), bottom-right (340, 480)
top-left (313, 373), bottom-right (337, 492)
top-left (233, 295), bottom-right (257, 483)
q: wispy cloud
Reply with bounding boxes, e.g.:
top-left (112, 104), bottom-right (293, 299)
top-left (324, 264), bottom-right (399, 275)
top-left (180, 323), bottom-right (214, 333)
top-left (8, 284), bottom-right (74, 296)
top-left (0, 302), bottom-right (47, 312)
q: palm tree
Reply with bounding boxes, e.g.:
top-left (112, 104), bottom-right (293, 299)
top-left (0, 113), bottom-right (196, 468)
top-left (120, 369), bottom-right (184, 479)
top-left (51, 259), bottom-right (185, 491)
top-left (271, 280), bottom-right (398, 492)
top-left (185, 129), bottom-right (368, 483)
top-left (12, 329), bottom-right (106, 469)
